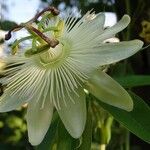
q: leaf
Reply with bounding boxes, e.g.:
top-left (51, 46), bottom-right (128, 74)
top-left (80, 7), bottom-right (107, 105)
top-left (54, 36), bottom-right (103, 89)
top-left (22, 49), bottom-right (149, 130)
top-left (94, 92), bottom-right (150, 143)
top-left (0, 20), bottom-right (17, 31)
top-left (57, 121), bottom-right (73, 150)
top-left (114, 75), bottom-right (150, 88)
top-left (110, 62), bottom-right (134, 77)
top-left (35, 113), bottom-right (59, 150)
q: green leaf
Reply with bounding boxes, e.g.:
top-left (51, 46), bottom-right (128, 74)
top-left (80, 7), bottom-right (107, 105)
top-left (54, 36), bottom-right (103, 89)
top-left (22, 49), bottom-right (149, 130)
top-left (57, 121), bottom-right (73, 150)
top-left (94, 92), bottom-right (150, 143)
top-left (114, 75), bottom-right (150, 88)
top-left (0, 20), bottom-right (17, 31)
top-left (35, 113), bottom-right (59, 150)
top-left (110, 62), bottom-right (134, 77)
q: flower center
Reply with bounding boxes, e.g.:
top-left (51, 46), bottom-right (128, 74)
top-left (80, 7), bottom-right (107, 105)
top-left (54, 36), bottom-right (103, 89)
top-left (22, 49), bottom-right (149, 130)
top-left (39, 43), bottom-right (63, 64)
top-left (33, 38), bottom-right (71, 69)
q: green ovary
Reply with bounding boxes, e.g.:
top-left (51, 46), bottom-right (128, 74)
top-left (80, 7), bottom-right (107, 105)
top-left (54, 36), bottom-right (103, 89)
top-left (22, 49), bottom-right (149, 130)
top-left (40, 43), bottom-right (63, 63)
top-left (36, 38), bottom-right (72, 69)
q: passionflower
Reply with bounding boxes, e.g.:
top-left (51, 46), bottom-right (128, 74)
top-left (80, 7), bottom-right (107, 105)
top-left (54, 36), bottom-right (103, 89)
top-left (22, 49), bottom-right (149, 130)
top-left (0, 7), bottom-right (143, 145)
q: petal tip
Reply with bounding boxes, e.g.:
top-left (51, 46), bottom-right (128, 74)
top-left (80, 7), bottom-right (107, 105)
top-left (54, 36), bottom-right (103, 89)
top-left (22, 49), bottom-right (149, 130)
top-left (29, 136), bottom-right (42, 146)
top-left (123, 14), bottom-right (131, 22)
top-left (28, 127), bottom-right (48, 146)
top-left (60, 112), bottom-right (86, 139)
top-left (125, 99), bottom-right (134, 112)
top-left (133, 39), bottom-right (144, 48)
top-left (120, 96), bottom-right (133, 112)
top-left (68, 124), bottom-right (85, 139)
top-left (28, 129), bottom-right (45, 146)
top-left (119, 15), bottom-right (130, 28)
top-left (123, 14), bottom-right (130, 18)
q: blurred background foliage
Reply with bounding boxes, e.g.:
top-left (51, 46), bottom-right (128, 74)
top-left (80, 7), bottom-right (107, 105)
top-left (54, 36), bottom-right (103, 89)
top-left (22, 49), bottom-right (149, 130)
top-left (0, 0), bottom-right (150, 150)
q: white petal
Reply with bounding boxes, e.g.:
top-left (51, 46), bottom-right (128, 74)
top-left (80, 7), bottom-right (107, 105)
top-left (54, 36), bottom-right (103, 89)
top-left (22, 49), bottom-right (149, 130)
top-left (96, 40), bottom-right (143, 65)
top-left (0, 91), bottom-right (27, 112)
top-left (69, 14), bottom-right (105, 49)
top-left (70, 15), bottom-right (130, 47)
top-left (94, 13), bottom-right (105, 30)
top-left (86, 70), bottom-right (133, 111)
top-left (97, 15), bottom-right (130, 42)
top-left (57, 88), bottom-right (86, 138)
top-left (26, 95), bottom-right (53, 146)
top-left (81, 13), bottom-right (105, 33)
top-left (73, 40), bottom-right (143, 67)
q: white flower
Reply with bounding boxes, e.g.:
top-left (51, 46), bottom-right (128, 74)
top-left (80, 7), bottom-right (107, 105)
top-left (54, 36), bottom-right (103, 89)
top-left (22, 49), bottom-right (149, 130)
top-left (0, 10), bottom-right (143, 145)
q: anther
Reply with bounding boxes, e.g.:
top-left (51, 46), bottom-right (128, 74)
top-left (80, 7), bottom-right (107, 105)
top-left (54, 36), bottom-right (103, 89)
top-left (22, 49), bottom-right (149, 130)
top-left (5, 25), bottom-right (23, 40)
top-left (26, 25), bottom-right (59, 48)
top-left (49, 7), bottom-right (60, 16)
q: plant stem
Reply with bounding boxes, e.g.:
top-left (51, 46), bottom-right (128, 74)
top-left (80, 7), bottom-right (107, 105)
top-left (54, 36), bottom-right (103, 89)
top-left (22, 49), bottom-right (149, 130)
top-left (125, 130), bottom-right (130, 150)
top-left (100, 144), bottom-right (106, 150)
top-left (125, 0), bottom-right (131, 40)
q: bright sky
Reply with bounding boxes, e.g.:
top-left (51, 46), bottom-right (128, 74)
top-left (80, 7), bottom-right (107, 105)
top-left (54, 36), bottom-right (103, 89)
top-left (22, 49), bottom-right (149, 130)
top-left (3, 0), bottom-right (116, 26)
top-left (4, 0), bottom-right (41, 23)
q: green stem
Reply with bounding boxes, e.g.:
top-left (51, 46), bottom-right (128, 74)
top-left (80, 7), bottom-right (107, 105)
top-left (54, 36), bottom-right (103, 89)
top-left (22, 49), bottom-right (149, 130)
top-left (100, 116), bottom-right (113, 144)
top-left (125, 130), bottom-right (130, 150)
top-left (125, 0), bottom-right (131, 40)
top-left (99, 116), bottom-right (113, 150)
top-left (11, 36), bottom-right (32, 54)
top-left (12, 36), bottom-right (32, 48)
top-left (131, 0), bottom-right (145, 29)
